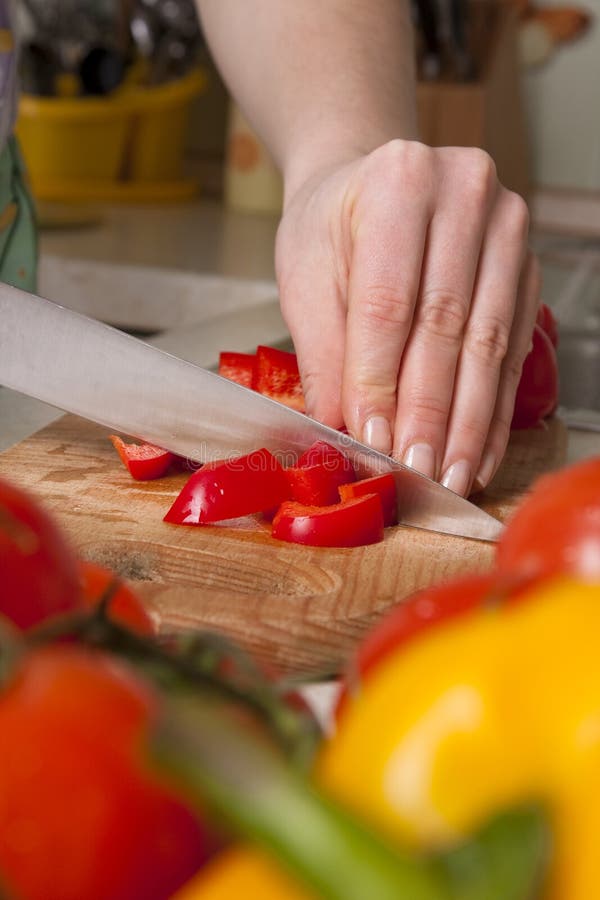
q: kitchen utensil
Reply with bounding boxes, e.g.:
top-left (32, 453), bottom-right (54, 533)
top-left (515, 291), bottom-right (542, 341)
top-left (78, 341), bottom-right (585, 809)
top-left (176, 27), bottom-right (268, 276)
top-left (0, 285), bottom-right (501, 542)
top-left (79, 45), bottom-right (127, 94)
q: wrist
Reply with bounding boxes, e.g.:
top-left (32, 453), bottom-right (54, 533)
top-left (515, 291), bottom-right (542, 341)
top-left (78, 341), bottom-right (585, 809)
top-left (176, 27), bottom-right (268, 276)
top-left (282, 119), bottom-right (419, 210)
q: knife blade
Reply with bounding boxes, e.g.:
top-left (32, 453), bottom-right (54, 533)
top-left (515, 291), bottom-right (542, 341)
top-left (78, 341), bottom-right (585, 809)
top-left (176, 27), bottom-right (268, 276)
top-left (0, 284), bottom-right (502, 541)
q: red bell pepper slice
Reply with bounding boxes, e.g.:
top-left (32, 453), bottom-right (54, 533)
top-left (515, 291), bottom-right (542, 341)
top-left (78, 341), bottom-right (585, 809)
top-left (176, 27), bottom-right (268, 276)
top-left (339, 472), bottom-right (398, 527)
top-left (297, 440), bottom-right (356, 475)
top-left (286, 441), bottom-right (357, 506)
top-left (218, 351), bottom-right (257, 388)
top-left (272, 494), bottom-right (384, 548)
top-left (109, 435), bottom-right (175, 481)
top-left (252, 346), bottom-right (305, 411)
top-left (164, 449), bottom-right (292, 525)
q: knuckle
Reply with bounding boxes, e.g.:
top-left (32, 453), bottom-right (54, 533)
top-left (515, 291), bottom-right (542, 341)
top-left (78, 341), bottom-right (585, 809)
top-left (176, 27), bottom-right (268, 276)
top-left (418, 290), bottom-right (467, 342)
top-left (502, 190), bottom-right (530, 240)
top-left (455, 415), bottom-right (490, 442)
top-left (465, 316), bottom-right (511, 365)
top-left (361, 285), bottom-right (414, 329)
top-left (463, 149), bottom-right (497, 200)
top-left (503, 351), bottom-right (525, 385)
top-left (407, 393), bottom-right (449, 427)
top-left (370, 140), bottom-right (434, 190)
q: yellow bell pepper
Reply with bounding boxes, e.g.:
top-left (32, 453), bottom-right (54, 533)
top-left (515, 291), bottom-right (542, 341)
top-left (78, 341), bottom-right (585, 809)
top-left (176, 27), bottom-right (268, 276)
top-left (172, 846), bottom-right (316, 900)
top-left (318, 577), bottom-right (600, 900)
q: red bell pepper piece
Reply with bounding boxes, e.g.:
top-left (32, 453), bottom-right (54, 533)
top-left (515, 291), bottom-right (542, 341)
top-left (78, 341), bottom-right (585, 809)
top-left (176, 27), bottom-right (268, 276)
top-left (218, 351), bottom-right (257, 388)
top-left (297, 440), bottom-right (356, 475)
top-left (109, 436), bottom-right (175, 481)
top-left (252, 346), bottom-right (305, 411)
top-left (286, 441), bottom-right (357, 506)
top-left (339, 473), bottom-right (398, 527)
top-left (164, 449), bottom-right (292, 525)
top-left (272, 494), bottom-right (384, 548)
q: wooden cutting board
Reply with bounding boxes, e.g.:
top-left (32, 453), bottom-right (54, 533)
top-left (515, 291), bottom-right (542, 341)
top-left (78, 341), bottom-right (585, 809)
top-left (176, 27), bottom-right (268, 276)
top-left (0, 415), bottom-right (567, 676)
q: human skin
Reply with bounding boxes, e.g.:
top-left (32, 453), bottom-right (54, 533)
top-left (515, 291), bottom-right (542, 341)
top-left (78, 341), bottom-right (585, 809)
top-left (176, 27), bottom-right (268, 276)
top-left (196, 0), bottom-right (540, 496)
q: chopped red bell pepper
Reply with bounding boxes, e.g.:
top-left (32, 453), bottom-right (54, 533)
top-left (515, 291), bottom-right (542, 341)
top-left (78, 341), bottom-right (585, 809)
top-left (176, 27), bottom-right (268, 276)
top-left (272, 494), bottom-right (384, 548)
top-left (109, 435), bottom-right (175, 481)
top-left (218, 351), bottom-right (257, 388)
top-left (252, 346), bottom-right (305, 411)
top-left (286, 440), bottom-right (357, 506)
top-left (164, 449), bottom-right (292, 525)
top-left (297, 440), bottom-right (356, 475)
top-left (339, 473), bottom-right (398, 527)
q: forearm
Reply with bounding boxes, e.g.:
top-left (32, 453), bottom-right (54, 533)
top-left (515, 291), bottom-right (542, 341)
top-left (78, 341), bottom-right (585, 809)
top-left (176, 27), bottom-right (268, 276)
top-left (195, 0), bottom-right (418, 200)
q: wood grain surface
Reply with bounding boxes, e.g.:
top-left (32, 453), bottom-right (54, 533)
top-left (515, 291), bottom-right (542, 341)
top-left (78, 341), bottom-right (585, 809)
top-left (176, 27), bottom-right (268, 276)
top-left (0, 415), bottom-right (568, 676)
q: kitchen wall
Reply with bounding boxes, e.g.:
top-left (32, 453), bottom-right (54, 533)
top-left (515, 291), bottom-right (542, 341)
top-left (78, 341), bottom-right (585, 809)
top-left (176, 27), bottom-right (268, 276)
top-left (522, 0), bottom-right (600, 190)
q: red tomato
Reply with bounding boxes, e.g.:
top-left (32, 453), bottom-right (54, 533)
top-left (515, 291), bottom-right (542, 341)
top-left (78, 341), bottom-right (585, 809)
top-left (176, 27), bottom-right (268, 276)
top-left (164, 449), bottom-right (292, 525)
top-left (218, 351), bottom-right (257, 388)
top-left (339, 473), bottom-right (398, 527)
top-left (0, 477), bottom-right (81, 630)
top-left (336, 573), bottom-right (498, 718)
top-left (497, 456), bottom-right (600, 582)
top-left (252, 346), bottom-right (305, 412)
top-left (0, 646), bottom-right (217, 900)
top-left (78, 560), bottom-right (155, 635)
top-left (511, 325), bottom-right (559, 430)
top-left (272, 494), bottom-right (384, 548)
top-left (286, 441), bottom-right (357, 506)
top-left (110, 436), bottom-right (175, 481)
top-left (536, 302), bottom-right (559, 348)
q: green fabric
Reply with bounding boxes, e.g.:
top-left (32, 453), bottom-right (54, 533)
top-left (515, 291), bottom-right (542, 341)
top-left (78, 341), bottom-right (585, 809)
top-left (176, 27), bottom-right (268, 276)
top-left (0, 136), bottom-right (37, 293)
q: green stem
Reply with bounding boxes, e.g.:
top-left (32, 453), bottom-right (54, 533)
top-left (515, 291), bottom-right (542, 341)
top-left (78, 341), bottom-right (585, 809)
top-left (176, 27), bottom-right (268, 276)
top-left (151, 693), bottom-right (449, 900)
top-left (29, 612), bottom-right (321, 765)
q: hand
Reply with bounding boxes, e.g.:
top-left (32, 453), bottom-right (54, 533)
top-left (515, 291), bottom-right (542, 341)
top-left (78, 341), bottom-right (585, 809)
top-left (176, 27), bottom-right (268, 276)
top-left (276, 140), bottom-right (540, 496)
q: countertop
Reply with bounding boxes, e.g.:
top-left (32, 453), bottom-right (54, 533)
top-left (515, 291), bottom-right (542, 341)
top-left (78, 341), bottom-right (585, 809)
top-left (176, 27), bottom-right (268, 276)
top-left (39, 199), bottom-right (279, 281)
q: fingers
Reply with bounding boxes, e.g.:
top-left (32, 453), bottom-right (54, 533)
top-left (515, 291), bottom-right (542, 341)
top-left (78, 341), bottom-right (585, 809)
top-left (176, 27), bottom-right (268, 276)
top-left (392, 149), bottom-right (498, 479)
top-left (341, 141), bottom-right (433, 453)
top-left (276, 140), bottom-right (535, 497)
top-left (435, 188), bottom-right (532, 495)
top-left (439, 192), bottom-right (533, 494)
top-left (470, 251), bottom-right (542, 492)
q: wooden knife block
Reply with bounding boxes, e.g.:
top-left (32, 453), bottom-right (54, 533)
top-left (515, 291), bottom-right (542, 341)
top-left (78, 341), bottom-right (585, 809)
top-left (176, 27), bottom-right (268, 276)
top-left (417, 3), bottom-right (530, 199)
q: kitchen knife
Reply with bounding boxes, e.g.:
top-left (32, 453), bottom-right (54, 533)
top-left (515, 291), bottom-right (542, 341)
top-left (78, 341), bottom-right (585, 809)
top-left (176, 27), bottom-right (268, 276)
top-left (0, 284), bottom-right (502, 541)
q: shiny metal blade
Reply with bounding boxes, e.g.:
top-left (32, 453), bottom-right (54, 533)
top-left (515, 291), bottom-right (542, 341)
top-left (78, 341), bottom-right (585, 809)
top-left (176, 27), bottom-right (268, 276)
top-left (0, 285), bottom-right (503, 541)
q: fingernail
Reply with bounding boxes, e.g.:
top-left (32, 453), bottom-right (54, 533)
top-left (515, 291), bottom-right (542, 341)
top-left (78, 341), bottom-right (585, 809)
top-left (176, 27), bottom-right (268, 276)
top-left (363, 416), bottom-right (392, 455)
top-left (441, 459), bottom-right (472, 496)
top-left (474, 452), bottom-right (496, 490)
top-left (403, 443), bottom-right (436, 479)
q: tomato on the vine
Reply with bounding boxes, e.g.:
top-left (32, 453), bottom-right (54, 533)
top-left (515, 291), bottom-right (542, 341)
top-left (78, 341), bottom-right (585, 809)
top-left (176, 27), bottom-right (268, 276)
top-left (78, 560), bottom-right (155, 635)
top-left (0, 646), bottom-right (218, 900)
top-left (497, 456), bottom-right (600, 582)
top-left (0, 477), bottom-right (81, 630)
